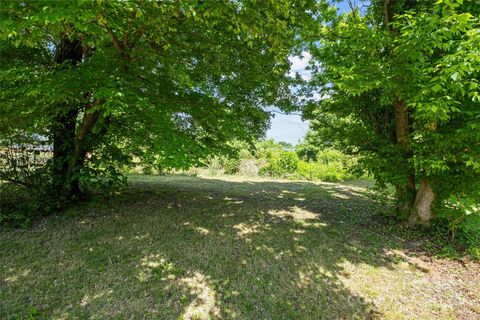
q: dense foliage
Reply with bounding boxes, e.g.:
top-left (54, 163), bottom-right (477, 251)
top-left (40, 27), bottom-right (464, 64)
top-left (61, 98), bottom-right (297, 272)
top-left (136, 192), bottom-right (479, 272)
top-left (0, 0), bottom-right (316, 221)
top-left (199, 139), bottom-right (358, 182)
top-left (299, 0), bottom-right (480, 252)
top-left (303, 0), bottom-right (480, 225)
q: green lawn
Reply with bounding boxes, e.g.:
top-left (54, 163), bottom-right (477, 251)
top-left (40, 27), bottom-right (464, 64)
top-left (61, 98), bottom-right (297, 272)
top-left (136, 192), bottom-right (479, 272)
top-left (1, 174), bottom-right (479, 319)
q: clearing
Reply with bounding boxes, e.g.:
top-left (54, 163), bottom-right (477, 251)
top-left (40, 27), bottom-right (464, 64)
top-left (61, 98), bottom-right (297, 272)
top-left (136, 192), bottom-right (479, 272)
top-left (1, 175), bottom-right (479, 319)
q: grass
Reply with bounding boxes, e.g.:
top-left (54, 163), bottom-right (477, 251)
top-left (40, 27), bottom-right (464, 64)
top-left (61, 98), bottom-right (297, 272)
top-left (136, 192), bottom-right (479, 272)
top-left (1, 174), bottom-right (479, 319)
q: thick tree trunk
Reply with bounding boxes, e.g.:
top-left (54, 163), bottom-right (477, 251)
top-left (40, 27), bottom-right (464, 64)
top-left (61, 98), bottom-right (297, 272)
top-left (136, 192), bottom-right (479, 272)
top-left (408, 179), bottom-right (435, 224)
top-left (383, 0), bottom-right (436, 224)
top-left (51, 37), bottom-right (84, 199)
top-left (65, 102), bottom-right (103, 198)
top-left (393, 98), bottom-right (416, 215)
top-left (65, 149), bottom-right (85, 198)
top-left (51, 106), bottom-right (79, 198)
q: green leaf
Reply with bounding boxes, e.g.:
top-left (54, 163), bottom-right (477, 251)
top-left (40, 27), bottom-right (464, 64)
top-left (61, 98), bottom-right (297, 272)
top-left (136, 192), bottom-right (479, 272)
top-left (432, 84), bottom-right (442, 92)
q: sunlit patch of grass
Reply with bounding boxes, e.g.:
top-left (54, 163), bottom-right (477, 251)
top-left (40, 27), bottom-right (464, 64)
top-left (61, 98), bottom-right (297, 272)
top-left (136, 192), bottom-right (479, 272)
top-left (1, 174), bottom-right (478, 319)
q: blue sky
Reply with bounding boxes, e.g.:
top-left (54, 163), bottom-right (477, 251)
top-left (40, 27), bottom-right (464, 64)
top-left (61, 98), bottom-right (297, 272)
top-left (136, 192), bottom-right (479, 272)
top-left (266, 51), bottom-right (312, 145)
top-left (266, 0), bottom-right (354, 145)
top-left (266, 112), bottom-right (309, 145)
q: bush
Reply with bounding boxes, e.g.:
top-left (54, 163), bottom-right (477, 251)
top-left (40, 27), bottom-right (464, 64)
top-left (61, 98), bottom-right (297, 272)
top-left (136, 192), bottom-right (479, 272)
top-left (142, 166), bottom-right (154, 175)
top-left (201, 141), bottom-right (360, 182)
top-left (293, 149), bottom-right (358, 182)
top-left (238, 159), bottom-right (261, 176)
top-left (257, 148), bottom-right (359, 181)
top-left (254, 139), bottom-right (285, 159)
top-left (259, 150), bottom-right (299, 177)
top-left (203, 156), bottom-right (241, 175)
top-left (0, 180), bottom-right (63, 227)
top-left (316, 148), bottom-right (355, 167)
top-left (205, 157), bottom-right (224, 175)
top-left (436, 196), bottom-right (480, 258)
top-left (295, 161), bottom-right (351, 182)
top-left (0, 183), bottom-right (37, 226)
top-left (296, 142), bottom-right (320, 162)
top-left (222, 157), bottom-right (241, 175)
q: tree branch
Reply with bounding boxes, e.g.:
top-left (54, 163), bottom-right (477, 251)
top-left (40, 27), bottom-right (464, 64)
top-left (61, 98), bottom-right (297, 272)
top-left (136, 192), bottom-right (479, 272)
top-left (270, 110), bottom-right (303, 116)
top-left (0, 176), bottom-right (33, 188)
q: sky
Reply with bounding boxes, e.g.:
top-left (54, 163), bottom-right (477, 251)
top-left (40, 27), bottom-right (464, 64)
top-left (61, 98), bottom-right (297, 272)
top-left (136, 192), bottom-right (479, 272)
top-left (265, 0), bottom-right (354, 145)
top-left (266, 52), bottom-right (312, 145)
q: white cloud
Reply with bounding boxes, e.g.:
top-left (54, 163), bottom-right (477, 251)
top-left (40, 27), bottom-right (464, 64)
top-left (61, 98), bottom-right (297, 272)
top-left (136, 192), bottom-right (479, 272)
top-left (289, 51), bottom-right (311, 72)
top-left (288, 51), bottom-right (312, 80)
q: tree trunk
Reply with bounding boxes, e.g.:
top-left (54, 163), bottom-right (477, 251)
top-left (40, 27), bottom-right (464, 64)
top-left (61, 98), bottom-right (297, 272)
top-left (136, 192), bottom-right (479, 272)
top-left (408, 179), bottom-right (435, 224)
top-left (51, 37), bottom-right (84, 199)
top-left (383, 0), bottom-right (436, 224)
top-left (51, 106), bottom-right (79, 198)
top-left (393, 98), bottom-right (416, 215)
top-left (65, 101), bottom-right (103, 199)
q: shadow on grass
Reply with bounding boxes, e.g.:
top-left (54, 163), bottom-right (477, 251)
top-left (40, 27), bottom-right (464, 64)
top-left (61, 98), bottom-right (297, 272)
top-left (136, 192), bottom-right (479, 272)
top-left (1, 175), bottom-right (427, 319)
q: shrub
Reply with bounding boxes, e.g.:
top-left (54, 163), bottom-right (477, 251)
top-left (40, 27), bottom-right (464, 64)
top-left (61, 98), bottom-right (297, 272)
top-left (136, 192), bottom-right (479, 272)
top-left (296, 142), bottom-right (320, 161)
top-left (0, 180), bottom-right (64, 227)
top-left (295, 160), bottom-right (355, 182)
top-left (259, 150), bottom-right (299, 177)
top-left (142, 166), bottom-right (154, 175)
top-left (238, 159), bottom-right (261, 176)
top-left (293, 149), bottom-right (358, 182)
top-left (437, 196), bottom-right (480, 258)
top-left (201, 142), bottom-right (360, 182)
top-left (0, 183), bottom-right (37, 226)
top-left (203, 155), bottom-right (242, 175)
top-left (257, 148), bottom-right (358, 181)
top-left (254, 139), bottom-right (285, 160)
top-left (205, 157), bottom-right (224, 175)
top-left (316, 148), bottom-right (355, 167)
top-left (222, 157), bottom-right (241, 175)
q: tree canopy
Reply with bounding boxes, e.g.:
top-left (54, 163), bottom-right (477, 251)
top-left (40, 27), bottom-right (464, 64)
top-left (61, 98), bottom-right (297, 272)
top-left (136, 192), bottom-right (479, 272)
top-left (303, 0), bottom-right (480, 224)
top-left (0, 0), bottom-right (316, 198)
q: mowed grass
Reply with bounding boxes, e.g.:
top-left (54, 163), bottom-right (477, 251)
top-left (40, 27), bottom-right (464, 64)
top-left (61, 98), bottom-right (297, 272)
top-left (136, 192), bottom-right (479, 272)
top-left (1, 174), bottom-right (479, 320)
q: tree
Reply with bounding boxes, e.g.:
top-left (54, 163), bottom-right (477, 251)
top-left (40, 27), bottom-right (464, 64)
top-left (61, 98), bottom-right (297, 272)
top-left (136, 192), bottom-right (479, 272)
top-left (304, 0), bottom-right (480, 224)
top-left (0, 0), bottom-right (316, 201)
